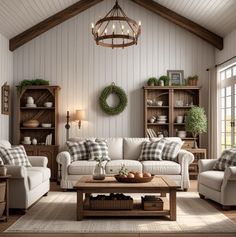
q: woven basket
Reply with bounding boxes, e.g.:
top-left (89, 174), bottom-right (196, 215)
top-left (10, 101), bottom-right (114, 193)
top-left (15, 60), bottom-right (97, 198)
top-left (90, 199), bottom-right (133, 210)
top-left (0, 202), bottom-right (6, 217)
top-left (0, 182), bottom-right (6, 202)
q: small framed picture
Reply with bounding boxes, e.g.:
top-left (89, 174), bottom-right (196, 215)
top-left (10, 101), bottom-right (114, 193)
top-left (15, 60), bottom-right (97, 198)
top-left (167, 70), bottom-right (184, 85)
top-left (1, 83), bottom-right (10, 115)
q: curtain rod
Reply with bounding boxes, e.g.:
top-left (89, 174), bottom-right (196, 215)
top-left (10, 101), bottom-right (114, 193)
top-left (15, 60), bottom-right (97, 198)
top-left (206, 55), bottom-right (236, 71)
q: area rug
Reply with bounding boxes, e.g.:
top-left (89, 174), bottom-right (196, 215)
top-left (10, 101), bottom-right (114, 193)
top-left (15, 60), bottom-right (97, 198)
top-left (5, 192), bottom-right (236, 234)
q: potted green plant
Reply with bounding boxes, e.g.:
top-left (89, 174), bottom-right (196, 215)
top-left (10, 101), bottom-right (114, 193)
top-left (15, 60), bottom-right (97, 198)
top-left (158, 75), bottom-right (170, 86)
top-left (185, 106), bottom-right (207, 149)
top-left (147, 77), bottom-right (158, 86)
top-left (187, 75), bottom-right (198, 86)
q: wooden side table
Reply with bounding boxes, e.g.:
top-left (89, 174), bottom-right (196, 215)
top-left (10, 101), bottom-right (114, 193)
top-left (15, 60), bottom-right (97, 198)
top-left (0, 175), bottom-right (11, 222)
top-left (185, 148), bottom-right (207, 179)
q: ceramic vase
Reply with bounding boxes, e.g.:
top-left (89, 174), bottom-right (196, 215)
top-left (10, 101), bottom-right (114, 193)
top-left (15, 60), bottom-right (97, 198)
top-left (93, 164), bottom-right (106, 180)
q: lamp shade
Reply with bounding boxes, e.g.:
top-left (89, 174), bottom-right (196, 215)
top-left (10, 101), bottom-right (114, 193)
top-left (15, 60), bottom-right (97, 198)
top-left (75, 110), bottom-right (85, 121)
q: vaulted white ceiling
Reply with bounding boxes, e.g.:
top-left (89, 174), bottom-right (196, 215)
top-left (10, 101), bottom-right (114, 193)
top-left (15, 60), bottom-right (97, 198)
top-left (154, 0), bottom-right (236, 37)
top-left (0, 0), bottom-right (235, 40)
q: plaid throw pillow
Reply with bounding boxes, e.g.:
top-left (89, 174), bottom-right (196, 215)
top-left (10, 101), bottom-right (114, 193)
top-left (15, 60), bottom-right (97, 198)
top-left (86, 139), bottom-right (110, 161)
top-left (162, 139), bottom-right (183, 161)
top-left (0, 145), bottom-right (31, 167)
top-left (139, 140), bottom-right (165, 161)
top-left (66, 141), bottom-right (88, 162)
top-left (213, 148), bottom-right (236, 171)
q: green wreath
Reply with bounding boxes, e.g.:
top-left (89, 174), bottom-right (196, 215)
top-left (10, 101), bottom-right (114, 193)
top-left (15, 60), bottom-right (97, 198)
top-left (99, 84), bottom-right (128, 115)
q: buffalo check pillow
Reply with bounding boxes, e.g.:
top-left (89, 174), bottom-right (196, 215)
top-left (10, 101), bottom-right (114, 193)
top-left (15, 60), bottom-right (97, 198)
top-left (161, 139), bottom-right (183, 161)
top-left (139, 140), bottom-right (165, 161)
top-left (213, 148), bottom-right (236, 171)
top-left (0, 145), bottom-right (31, 167)
top-left (86, 139), bottom-right (110, 161)
top-left (66, 141), bottom-right (88, 162)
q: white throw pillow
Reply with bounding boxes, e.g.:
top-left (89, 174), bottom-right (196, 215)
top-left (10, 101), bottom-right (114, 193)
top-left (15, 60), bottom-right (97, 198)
top-left (0, 145), bottom-right (31, 167)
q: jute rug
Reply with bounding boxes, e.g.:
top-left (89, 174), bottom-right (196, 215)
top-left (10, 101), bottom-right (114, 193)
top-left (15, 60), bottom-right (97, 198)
top-left (5, 192), bottom-right (236, 234)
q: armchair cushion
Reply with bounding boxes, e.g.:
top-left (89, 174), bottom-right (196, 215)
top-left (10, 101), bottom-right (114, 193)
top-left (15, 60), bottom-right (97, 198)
top-left (66, 141), bottom-right (88, 161)
top-left (213, 148), bottom-right (236, 171)
top-left (198, 170), bottom-right (224, 191)
top-left (0, 145), bottom-right (31, 167)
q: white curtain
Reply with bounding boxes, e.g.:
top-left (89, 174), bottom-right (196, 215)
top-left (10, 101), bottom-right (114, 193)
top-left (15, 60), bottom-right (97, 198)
top-left (207, 67), bottom-right (220, 159)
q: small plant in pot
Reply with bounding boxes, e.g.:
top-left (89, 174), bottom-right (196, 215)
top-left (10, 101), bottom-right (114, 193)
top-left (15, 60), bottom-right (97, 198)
top-left (187, 75), bottom-right (198, 86)
top-left (147, 77), bottom-right (158, 86)
top-left (158, 75), bottom-right (170, 86)
top-left (185, 106), bottom-right (207, 149)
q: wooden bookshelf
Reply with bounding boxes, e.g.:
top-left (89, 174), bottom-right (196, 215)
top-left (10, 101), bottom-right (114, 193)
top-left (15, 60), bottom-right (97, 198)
top-left (143, 86), bottom-right (201, 146)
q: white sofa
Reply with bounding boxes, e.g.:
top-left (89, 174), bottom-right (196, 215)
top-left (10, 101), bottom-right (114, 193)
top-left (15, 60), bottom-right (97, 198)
top-left (0, 140), bottom-right (50, 210)
top-left (198, 159), bottom-right (236, 208)
top-left (57, 137), bottom-right (194, 190)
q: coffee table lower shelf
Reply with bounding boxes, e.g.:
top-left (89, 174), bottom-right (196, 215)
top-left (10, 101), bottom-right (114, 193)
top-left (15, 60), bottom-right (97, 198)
top-left (83, 203), bottom-right (170, 217)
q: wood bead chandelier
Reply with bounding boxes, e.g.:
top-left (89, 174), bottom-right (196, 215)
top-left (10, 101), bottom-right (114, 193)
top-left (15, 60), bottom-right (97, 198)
top-left (91, 0), bottom-right (141, 48)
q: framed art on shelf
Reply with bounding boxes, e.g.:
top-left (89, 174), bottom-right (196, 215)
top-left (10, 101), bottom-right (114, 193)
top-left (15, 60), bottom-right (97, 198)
top-left (1, 83), bottom-right (10, 115)
top-left (167, 70), bottom-right (184, 85)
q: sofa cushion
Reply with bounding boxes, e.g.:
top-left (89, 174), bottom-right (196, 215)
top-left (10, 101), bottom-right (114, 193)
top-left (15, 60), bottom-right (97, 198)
top-left (0, 145), bottom-right (31, 167)
top-left (123, 138), bottom-right (149, 160)
top-left (86, 139), bottom-right (110, 161)
top-left (27, 167), bottom-right (50, 182)
top-left (161, 139), bottom-right (183, 161)
top-left (101, 138), bottom-right (123, 160)
top-left (27, 170), bottom-right (43, 190)
top-left (139, 140), bottom-right (165, 161)
top-left (213, 148), bottom-right (236, 171)
top-left (142, 160), bottom-right (181, 175)
top-left (198, 171), bottom-right (224, 191)
top-left (151, 137), bottom-right (182, 143)
top-left (66, 141), bottom-right (88, 161)
top-left (68, 161), bottom-right (97, 175)
top-left (105, 160), bottom-right (143, 174)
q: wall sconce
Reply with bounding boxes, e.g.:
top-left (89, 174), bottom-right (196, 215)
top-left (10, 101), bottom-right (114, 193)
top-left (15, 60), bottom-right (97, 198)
top-left (65, 109), bottom-right (86, 141)
top-left (75, 109), bottom-right (85, 129)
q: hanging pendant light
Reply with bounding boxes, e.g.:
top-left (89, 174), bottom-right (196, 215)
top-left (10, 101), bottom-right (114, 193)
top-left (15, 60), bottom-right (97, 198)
top-left (91, 0), bottom-right (141, 49)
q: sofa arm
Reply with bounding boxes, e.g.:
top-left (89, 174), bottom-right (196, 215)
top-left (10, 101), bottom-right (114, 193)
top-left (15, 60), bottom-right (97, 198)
top-left (177, 149), bottom-right (194, 189)
top-left (224, 166), bottom-right (236, 181)
top-left (5, 165), bottom-right (27, 178)
top-left (198, 159), bottom-right (217, 173)
top-left (28, 156), bottom-right (48, 167)
top-left (56, 151), bottom-right (71, 179)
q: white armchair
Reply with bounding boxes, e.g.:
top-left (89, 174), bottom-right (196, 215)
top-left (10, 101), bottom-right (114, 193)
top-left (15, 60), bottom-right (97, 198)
top-left (198, 159), bottom-right (236, 209)
top-left (0, 140), bottom-right (51, 210)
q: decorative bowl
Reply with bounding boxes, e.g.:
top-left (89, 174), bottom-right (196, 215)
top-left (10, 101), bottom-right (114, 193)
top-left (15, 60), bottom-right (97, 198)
top-left (41, 123), bottom-right (52, 128)
top-left (44, 102), bottom-right (53, 108)
top-left (23, 119), bottom-right (39, 128)
top-left (114, 175), bottom-right (154, 183)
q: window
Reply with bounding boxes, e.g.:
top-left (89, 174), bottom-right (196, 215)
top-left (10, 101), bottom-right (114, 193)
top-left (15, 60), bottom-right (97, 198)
top-left (220, 64), bottom-right (236, 151)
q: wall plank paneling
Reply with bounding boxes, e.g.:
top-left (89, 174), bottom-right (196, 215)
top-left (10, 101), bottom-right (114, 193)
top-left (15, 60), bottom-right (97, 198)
top-left (215, 28), bottom-right (236, 64)
top-left (13, 0), bottom-right (215, 147)
top-left (0, 33), bottom-right (13, 140)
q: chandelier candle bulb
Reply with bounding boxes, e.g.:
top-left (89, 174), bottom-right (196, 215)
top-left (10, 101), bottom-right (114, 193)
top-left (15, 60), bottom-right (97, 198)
top-left (139, 21), bottom-right (141, 26)
top-left (91, 23), bottom-right (94, 29)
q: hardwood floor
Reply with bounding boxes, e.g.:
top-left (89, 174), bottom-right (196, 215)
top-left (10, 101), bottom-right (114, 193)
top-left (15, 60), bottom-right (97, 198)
top-left (0, 180), bottom-right (236, 237)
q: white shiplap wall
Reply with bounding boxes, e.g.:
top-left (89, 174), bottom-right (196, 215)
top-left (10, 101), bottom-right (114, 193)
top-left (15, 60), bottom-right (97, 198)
top-left (215, 28), bottom-right (236, 64)
top-left (0, 33), bottom-right (13, 140)
top-left (13, 0), bottom-right (215, 147)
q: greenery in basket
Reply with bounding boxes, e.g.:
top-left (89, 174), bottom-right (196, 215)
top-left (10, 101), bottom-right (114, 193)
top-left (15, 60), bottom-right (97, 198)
top-left (185, 106), bottom-right (207, 148)
top-left (187, 75), bottom-right (199, 81)
top-left (16, 79), bottom-right (49, 94)
top-left (118, 164), bottom-right (129, 176)
top-left (158, 75), bottom-right (170, 86)
top-left (147, 77), bottom-right (158, 86)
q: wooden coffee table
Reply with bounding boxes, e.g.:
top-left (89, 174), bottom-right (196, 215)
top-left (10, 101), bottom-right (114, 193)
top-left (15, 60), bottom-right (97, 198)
top-left (74, 175), bottom-right (179, 221)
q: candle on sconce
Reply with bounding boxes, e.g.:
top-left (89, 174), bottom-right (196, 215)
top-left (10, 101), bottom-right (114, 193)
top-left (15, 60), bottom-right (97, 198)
top-left (91, 23), bottom-right (94, 29)
top-left (138, 21), bottom-right (141, 26)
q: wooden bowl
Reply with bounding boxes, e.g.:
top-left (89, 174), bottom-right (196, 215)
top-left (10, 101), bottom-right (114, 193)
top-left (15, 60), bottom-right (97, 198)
top-left (23, 119), bottom-right (39, 128)
top-left (114, 175), bottom-right (154, 183)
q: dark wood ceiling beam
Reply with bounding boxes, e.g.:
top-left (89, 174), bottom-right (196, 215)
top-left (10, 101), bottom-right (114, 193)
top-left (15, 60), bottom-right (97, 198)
top-left (131, 0), bottom-right (223, 50)
top-left (9, 0), bottom-right (104, 51)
